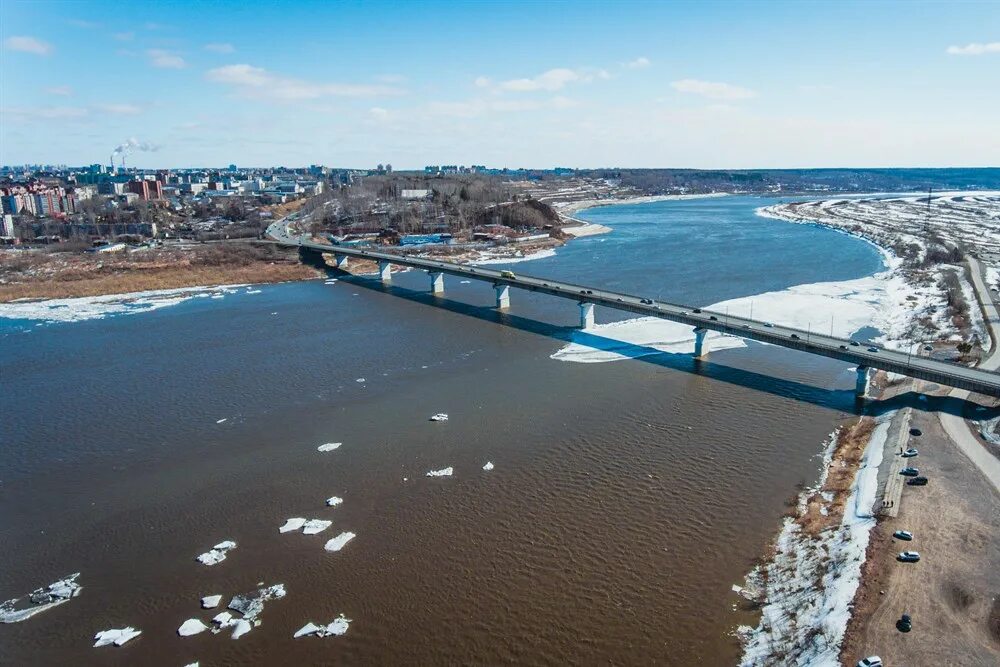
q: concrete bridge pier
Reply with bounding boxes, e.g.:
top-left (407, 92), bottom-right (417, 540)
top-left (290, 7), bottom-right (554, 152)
top-left (855, 365), bottom-right (870, 397)
top-left (378, 260), bottom-right (392, 282)
top-left (495, 284), bottom-right (510, 309)
top-left (335, 254), bottom-right (349, 269)
top-left (430, 271), bottom-right (445, 294)
top-left (579, 302), bottom-right (595, 329)
top-left (693, 327), bottom-right (708, 359)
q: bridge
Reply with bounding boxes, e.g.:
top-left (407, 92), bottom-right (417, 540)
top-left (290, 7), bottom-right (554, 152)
top-left (284, 239), bottom-right (1000, 399)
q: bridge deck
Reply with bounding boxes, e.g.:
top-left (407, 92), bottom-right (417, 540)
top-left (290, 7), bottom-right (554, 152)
top-left (288, 240), bottom-right (1000, 398)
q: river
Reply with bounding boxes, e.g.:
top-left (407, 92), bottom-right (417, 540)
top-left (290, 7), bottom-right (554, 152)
top-left (0, 195), bottom-right (885, 665)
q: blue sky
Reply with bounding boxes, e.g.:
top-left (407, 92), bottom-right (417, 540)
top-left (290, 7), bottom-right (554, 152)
top-left (2, 0), bottom-right (998, 169)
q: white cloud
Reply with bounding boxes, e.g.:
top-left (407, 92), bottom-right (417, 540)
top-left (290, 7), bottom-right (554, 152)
top-left (3, 106), bottom-right (88, 120)
top-left (97, 103), bottom-right (143, 115)
top-left (147, 49), bottom-right (186, 69)
top-left (425, 96), bottom-right (579, 118)
top-left (114, 31), bottom-right (135, 41)
top-left (68, 19), bottom-right (100, 29)
top-left (4, 36), bottom-right (53, 56)
top-left (205, 42), bottom-right (235, 54)
top-left (946, 41), bottom-right (1000, 56)
top-left (370, 107), bottom-right (389, 120)
top-left (625, 56), bottom-right (650, 69)
top-left (494, 67), bottom-right (608, 92)
top-left (474, 76), bottom-right (492, 88)
top-left (205, 64), bottom-right (403, 102)
top-left (45, 85), bottom-right (74, 97)
top-left (671, 78), bottom-right (757, 100)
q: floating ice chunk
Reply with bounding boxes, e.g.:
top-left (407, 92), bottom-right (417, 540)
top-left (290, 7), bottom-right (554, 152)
top-left (245, 289), bottom-right (262, 295)
top-left (178, 619), bottom-right (209, 636)
top-left (324, 532), bottom-right (356, 552)
top-left (325, 496), bottom-right (343, 507)
top-left (294, 622), bottom-right (323, 638)
top-left (93, 627), bottom-right (141, 647)
top-left (460, 280), bottom-right (471, 284)
top-left (429, 413), bottom-right (449, 421)
top-left (482, 462), bottom-right (494, 471)
top-left (317, 442), bottom-right (342, 452)
top-left (0, 573), bottom-right (82, 623)
top-left (426, 467), bottom-right (453, 477)
top-left (279, 518), bottom-right (307, 533)
top-left (216, 418), bottom-right (227, 424)
top-left (196, 540), bottom-right (237, 566)
top-left (231, 619), bottom-right (253, 639)
top-left (302, 519), bottom-right (332, 535)
top-left (228, 584), bottom-right (286, 621)
top-left (212, 611), bottom-right (233, 626)
top-left (184, 663), bottom-right (199, 667)
top-left (201, 594), bottom-right (222, 609)
top-left (295, 614), bottom-right (352, 638)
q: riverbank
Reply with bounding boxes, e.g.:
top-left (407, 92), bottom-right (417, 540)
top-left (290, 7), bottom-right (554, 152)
top-left (0, 243), bottom-right (319, 303)
top-left (735, 195), bottom-right (1000, 666)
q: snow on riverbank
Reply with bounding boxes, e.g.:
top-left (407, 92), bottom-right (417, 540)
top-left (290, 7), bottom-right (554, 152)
top-left (471, 247), bottom-right (558, 265)
top-left (0, 284), bottom-right (255, 324)
top-left (737, 414), bottom-right (891, 666)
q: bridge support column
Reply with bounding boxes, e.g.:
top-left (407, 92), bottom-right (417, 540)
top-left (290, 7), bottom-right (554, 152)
top-left (579, 302), bottom-right (595, 329)
top-left (379, 260), bottom-right (392, 282)
top-left (693, 327), bottom-right (708, 359)
top-left (495, 284), bottom-right (510, 309)
top-left (334, 254), bottom-right (349, 269)
top-left (430, 271), bottom-right (444, 294)
top-left (855, 365), bottom-right (870, 398)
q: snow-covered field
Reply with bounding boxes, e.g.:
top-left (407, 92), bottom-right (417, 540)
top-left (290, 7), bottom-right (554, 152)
top-left (0, 284), bottom-right (257, 324)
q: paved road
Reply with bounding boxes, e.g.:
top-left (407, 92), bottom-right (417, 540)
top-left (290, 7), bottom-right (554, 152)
top-left (281, 240), bottom-right (1000, 398)
top-left (939, 255), bottom-right (1000, 493)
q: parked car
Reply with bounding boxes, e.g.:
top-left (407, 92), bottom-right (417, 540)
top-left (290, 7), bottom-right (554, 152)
top-left (897, 613), bottom-right (912, 632)
top-left (899, 467), bottom-right (919, 477)
top-left (857, 657), bottom-right (883, 667)
top-left (907, 476), bottom-right (928, 486)
top-left (893, 530), bottom-right (913, 541)
top-left (902, 448), bottom-right (919, 458)
top-left (897, 551), bottom-right (921, 562)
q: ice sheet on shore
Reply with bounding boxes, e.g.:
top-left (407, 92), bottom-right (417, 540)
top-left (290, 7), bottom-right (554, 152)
top-left (317, 442), bottom-right (342, 452)
top-left (196, 540), bottom-right (237, 566)
top-left (324, 532), bottom-right (356, 552)
top-left (0, 573), bottom-right (82, 623)
top-left (93, 627), bottom-right (141, 647)
top-left (294, 614), bottom-right (352, 638)
top-left (552, 270), bottom-right (909, 363)
top-left (0, 284), bottom-right (250, 324)
top-left (426, 467), bottom-right (453, 477)
top-left (472, 247), bottom-right (558, 265)
top-left (736, 413), bottom-right (893, 666)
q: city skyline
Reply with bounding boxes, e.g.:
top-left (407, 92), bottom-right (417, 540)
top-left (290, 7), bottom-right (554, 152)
top-left (2, 0), bottom-right (999, 169)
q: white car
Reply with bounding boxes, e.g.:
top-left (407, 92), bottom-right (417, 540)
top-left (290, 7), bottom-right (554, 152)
top-left (897, 551), bottom-right (921, 563)
top-left (857, 657), bottom-right (882, 667)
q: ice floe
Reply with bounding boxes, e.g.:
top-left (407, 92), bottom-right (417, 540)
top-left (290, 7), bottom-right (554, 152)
top-left (201, 594), bottom-right (222, 609)
top-left (203, 584), bottom-right (286, 640)
top-left (317, 442), bottom-right (342, 452)
top-left (0, 285), bottom-right (248, 324)
top-left (324, 532), bottom-right (356, 552)
top-left (302, 519), bottom-right (332, 535)
top-left (482, 461), bottom-right (495, 471)
top-left (326, 496), bottom-right (343, 507)
top-left (93, 627), bottom-right (142, 647)
top-left (294, 614), bottom-right (352, 638)
top-left (429, 413), bottom-right (449, 421)
top-left (216, 418), bottom-right (227, 424)
top-left (0, 573), bottom-right (82, 623)
top-left (196, 540), bottom-right (237, 566)
top-left (178, 619), bottom-right (210, 636)
top-left (279, 518), bottom-right (307, 533)
top-left (426, 467), bottom-right (453, 477)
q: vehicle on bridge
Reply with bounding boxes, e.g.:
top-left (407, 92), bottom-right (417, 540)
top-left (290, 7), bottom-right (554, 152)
top-left (500, 270), bottom-right (516, 279)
